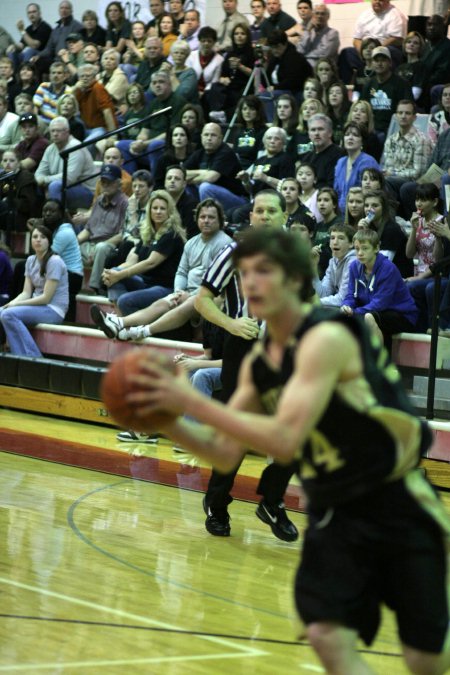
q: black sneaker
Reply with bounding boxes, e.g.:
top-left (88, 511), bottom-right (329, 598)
top-left (202, 496), bottom-right (230, 536)
top-left (90, 304), bottom-right (122, 339)
top-left (256, 500), bottom-right (298, 542)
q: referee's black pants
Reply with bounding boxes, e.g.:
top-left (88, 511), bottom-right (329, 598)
top-left (204, 333), bottom-right (298, 510)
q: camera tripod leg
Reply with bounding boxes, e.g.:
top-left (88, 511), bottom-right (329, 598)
top-left (223, 63), bottom-right (274, 142)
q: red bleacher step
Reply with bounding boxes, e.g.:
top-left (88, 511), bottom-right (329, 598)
top-left (392, 333), bottom-right (450, 369)
top-left (428, 421), bottom-right (450, 462)
top-left (30, 324), bottom-right (203, 363)
top-left (76, 294), bottom-right (112, 325)
top-left (9, 231), bottom-right (30, 256)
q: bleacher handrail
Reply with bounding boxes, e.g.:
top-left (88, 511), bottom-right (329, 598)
top-left (0, 169), bottom-right (18, 183)
top-left (58, 105), bottom-right (173, 212)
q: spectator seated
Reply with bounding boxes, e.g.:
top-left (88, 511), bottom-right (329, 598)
top-left (116, 71), bottom-right (186, 176)
top-left (184, 122), bottom-right (247, 212)
top-left (296, 3), bottom-right (340, 68)
top-left (338, 0), bottom-right (406, 84)
top-left (91, 198), bottom-right (232, 339)
top-left (260, 29), bottom-right (312, 120)
top-left (382, 100), bottom-right (432, 213)
top-left (35, 117), bottom-right (95, 212)
top-left (359, 46), bottom-right (413, 141)
top-left (76, 163), bottom-right (128, 293)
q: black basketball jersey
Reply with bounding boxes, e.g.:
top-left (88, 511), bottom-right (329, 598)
top-left (250, 307), bottom-right (432, 510)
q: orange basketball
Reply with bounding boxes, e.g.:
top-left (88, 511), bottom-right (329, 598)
top-left (101, 348), bottom-right (177, 432)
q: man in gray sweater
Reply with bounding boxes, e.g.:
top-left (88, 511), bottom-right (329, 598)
top-left (35, 116), bottom-right (95, 210)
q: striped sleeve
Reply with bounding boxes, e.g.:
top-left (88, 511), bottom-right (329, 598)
top-left (201, 242), bottom-right (237, 296)
top-left (201, 241), bottom-right (245, 318)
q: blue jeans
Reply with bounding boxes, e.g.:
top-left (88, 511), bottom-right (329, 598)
top-left (116, 138), bottom-right (166, 176)
top-left (84, 126), bottom-right (108, 145)
top-left (259, 89), bottom-right (292, 124)
top-left (108, 273), bottom-right (147, 303)
top-left (48, 180), bottom-right (94, 210)
top-left (408, 277), bottom-right (449, 331)
top-left (117, 284), bottom-right (172, 315)
top-left (116, 140), bottom-right (139, 174)
top-left (120, 63), bottom-right (137, 82)
top-left (8, 46), bottom-right (39, 70)
top-left (186, 367), bottom-right (222, 422)
top-left (0, 304), bottom-right (64, 356)
top-left (198, 183), bottom-right (248, 211)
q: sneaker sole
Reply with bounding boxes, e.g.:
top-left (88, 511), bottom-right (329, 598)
top-left (90, 304), bottom-right (117, 339)
top-left (255, 506), bottom-right (298, 542)
top-left (117, 436), bottom-right (159, 443)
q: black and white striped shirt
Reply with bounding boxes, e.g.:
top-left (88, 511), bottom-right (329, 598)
top-left (201, 242), bottom-right (246, 320)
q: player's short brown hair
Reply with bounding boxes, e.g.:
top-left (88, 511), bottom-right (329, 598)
top-left (233, 228), bottom-right (314, 301)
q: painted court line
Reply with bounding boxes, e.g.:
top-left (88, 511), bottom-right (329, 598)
top-left (0, 653), bottom-right (265, 671)
top-left (0, 576), bottom-right (267, 667)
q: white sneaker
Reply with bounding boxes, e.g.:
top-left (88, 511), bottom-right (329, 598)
top-left (104, 313), bottom-right (124, 338)
top-left (209, 110), bottom-right (227, 125)
top-left (90, 304), bottom-right (124, 338)
top-left (116, 430), bottom-right (159, 443)
top-left (117, 325), bottom-right (147, 341)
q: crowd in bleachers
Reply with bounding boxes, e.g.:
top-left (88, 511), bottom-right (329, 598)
top-left (1, 0), bottom-right (450, 357)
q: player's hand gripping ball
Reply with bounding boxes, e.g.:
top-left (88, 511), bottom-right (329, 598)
top-left (101, 349), bottom-right (177, 432)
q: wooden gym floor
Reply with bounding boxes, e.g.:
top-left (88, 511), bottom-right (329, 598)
top-left (0, 408), bottom-right (448, 674)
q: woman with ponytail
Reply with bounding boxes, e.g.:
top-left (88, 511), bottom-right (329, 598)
top-left (0, 225), bottom-right (68, 355)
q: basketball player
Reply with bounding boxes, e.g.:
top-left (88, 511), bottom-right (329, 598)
top-left (129, 228), bottom-right (450, 674)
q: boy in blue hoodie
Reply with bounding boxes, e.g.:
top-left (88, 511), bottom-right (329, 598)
top-left (342, 228), bottom-right (418, 345)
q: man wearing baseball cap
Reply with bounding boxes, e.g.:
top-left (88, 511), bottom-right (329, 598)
top-left (59, 33), bottom-right (86, 83)
top-left (15, 112), bottom-right (49, 171)
top-left (77, 163), bottom-right (128, 294)
top-left (360, 45), bottom-right (413, 138)
top-left (338, 0), bottom-right (406, 83)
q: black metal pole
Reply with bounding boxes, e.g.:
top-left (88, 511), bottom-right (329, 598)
top-left (426, 256), bottom-right (450, 419)
top-left (58, 106), bottom-right (173, 206)
top-left (0, 170), bottom-right (19, 247)
top-left (426, 273), bottom-right (442, 420)
top-left (61, 153), bottom-right (68, 215)
top-left (58, 107), bottom-right (173, 158)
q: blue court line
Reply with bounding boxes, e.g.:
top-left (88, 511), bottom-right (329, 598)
top-left (67, 479), bottom-right (294, 621)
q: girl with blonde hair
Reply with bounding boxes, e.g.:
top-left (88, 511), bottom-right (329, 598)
top-left (344, 186), bottom-right (365, 227)
top-left (99, 189), bottom-right (186, 314)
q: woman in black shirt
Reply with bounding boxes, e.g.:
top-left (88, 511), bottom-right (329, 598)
top-left (104, 2), bottom-right (132, 55)
top-left (228, 95), bottom-right (266, 170)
